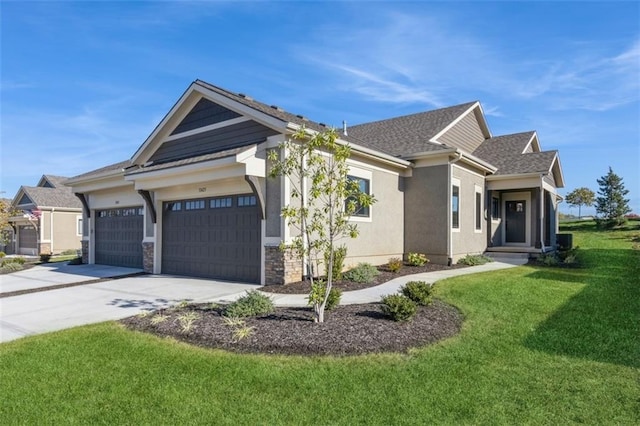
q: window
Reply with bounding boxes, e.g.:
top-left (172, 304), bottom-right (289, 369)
top-left (475, 191), bottom-right (482, 231)
top-left (452, 185), bottom-right (460, 229)
top-left (491, 197), bottom-right (500, 220)
top-left (210, 197), bottom-right (232, 209)
top-left (185, 200), bottom-right (205, 210)
top-left (167, 202), bottom-right (181, 212)
top-left (346, 175), bottom-right (371, 217)
top-left (77, 217), bottom-right (83, 236)
top-left (238, 195), bottom-right (256, 207)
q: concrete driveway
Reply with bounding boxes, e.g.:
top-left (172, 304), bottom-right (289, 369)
top-left (0, 265), bottom-right (260, 343)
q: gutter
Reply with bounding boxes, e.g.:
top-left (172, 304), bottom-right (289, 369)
top-left (285, 122), bottom-right (411, 169)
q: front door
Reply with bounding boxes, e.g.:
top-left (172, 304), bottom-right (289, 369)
top-left (505, 200), bottom-right (526, 243)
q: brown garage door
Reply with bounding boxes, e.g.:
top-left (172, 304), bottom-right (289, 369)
top-left (95, 207), bottom-right (143, 268)
top-left (162, 194), bottom-right (261, 283)
top-left (18, 225), bottom-right (37, 254)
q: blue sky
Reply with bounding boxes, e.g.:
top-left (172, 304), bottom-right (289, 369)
top-left (1, 1), bottom-right (639, 215)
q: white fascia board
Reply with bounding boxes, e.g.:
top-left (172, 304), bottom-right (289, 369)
top-left (125, 156), bottom-right (237, 182)
top-left (430, 101), bottom-right (491, 143)
top-left (486, 172), bottom-right (543, 181)
top-left (285, 122), bottom-right (411, 169)
top-left (68, 175), bottom-right (133, 194)
top-left (550, 154), bottom-right (565, 188)
top-left (10, 187), bottom-right (27, 206)
top-left (406, 149), bottom-right (496, 173)
top-left (458, 151), bottom-right (497, 173)
top-left (522, 132), bottom-right (540, 153)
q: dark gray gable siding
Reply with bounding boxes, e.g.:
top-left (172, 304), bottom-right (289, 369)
top-left (42, 180), bottom-right (54, 188)
top-left (436, 110), bottom-right (486, 153)
top-left (171, 98), bottom-right (241, 135)
top-left (150, 120), bottom-right (278, 165)
top-left (18, 193), bottom-right (33, 206)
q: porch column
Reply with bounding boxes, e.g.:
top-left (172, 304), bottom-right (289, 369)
top-left (535, 187), bottom-right (543, 249)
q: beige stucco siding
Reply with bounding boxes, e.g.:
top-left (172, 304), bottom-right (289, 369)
top-left (436, 110), bottom-right (486, 153)
top-left (451, 164), bottom-right (486, 261)
top-left (404, 165), bottom-right (449, 264)
top-left (342, 166), bottom-right (404, 268)
top-left (51, 211), bottom-right (82, 253)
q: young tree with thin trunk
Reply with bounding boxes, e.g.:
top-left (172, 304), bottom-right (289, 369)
top-left (595, 167), bottom-right (631, 228)
top-left (268, 127), bottom-right (375, 323)
top-left (565, 187), bottom-right (595, 219)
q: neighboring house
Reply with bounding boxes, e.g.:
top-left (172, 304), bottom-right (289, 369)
top-left (8, 175), bottom-right (83, 255)
top-left (67, 79), bottom-right (564, 285)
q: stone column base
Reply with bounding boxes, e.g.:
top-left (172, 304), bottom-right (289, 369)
top-left (142, 242), bottom-right (154, 273)
top-left (264, 245), bottom-right (303, 285)
top-left (81, 240), bottom-right (89, 264)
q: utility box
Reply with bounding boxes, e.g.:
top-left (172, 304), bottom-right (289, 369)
top-left (557, 233), bottom-right (573, 250)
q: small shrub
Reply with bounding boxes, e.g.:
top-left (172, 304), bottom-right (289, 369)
top-left (380, 294), bottom-right (417, 322)
top-left (222, 316), bottom-right (246, 327)
top-left (4, 257), bottom-right (26, 265)
top-left (225, 290), bottom-right (274, 318)
top-left (563, 254), bottom-right (577, 264)
top-left (176, 312), bottom-right (199, 333)
top-left (457, 254), bottom-right (493, 266)
top-left (175, 300), bottom-right (190, 309)
top-left (387, 257), bottom-right (403, 273)
top-left (343, 263), bottom-right (380, 283)
top-left (0, 252), bottom-right (5, 258)
top-left (60, 249), bottom-right (78, 256)
top-left (39, 253), bottom-right (51, 263)
top-left (67, 257), bottom-right (83, 265)
top-left (0, 262), bottom-right (23, 273)
top-left (308, 281), bottom-right (342, 311)
top-left (324, 245), bottom-right (347, 281)
top-left (538, 253), bottom-right (559, 266)
top-left (407, 252), bottom-right (429, 267)
top-left (150, 314), bottom-right (169, 325)
top-left (232, 325), bottom-right (256, 342)
top-left (401, 281), bottom-right (433, 306)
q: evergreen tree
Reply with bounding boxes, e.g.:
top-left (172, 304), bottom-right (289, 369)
top-left (595, 167), bottom-right (631, 227)
top-left (565, 187), bottom-right (595, 219)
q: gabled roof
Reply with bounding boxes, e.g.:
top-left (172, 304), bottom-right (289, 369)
top-left (473, 131), bottom-right (564, 186)
top-left (13, 175), bottom-right (82, 209)
top-left (37, 175), bottom-right (69, 188)
top-left (347, 102), bottom-right (478, 157)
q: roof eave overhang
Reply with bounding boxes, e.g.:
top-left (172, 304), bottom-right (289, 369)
top-left (486, 172), bottom-right (546, 181)
top-left (286, 123), bottom-right (411, 169)
top-left (404, 148), bottom-right (497, 173)
top-left (124, 146), bottom-right (264, 191)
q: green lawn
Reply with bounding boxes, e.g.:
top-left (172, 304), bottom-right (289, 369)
top-left (1, 221), bottom-right (639, 424)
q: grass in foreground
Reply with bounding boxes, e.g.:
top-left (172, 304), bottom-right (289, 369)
top-left (1, 221), bottom-right (638, 424)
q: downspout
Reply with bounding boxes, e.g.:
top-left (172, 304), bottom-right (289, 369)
top-left (539, 174), bottom-right (545, 251)
top-left (447, 152), bottom-right (463, 266)
top-left (50, 208), bottom-right (55, 254)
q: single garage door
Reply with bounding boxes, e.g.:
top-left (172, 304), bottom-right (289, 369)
top-left (95, 207), bottom-right (143, 268)
top-left (162, 194), bottom-right (261, 283)
top-left (18, 225), bottom-right (37, 254)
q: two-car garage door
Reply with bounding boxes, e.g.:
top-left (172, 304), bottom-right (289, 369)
top-left (162, 194), bottom-right (261, 283)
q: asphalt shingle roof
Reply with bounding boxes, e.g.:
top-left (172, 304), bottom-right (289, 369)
top-left (17, 181), bottom-right (82, 209)
top-left (68, 160), bottom-right (132, 181)
top-left (473, 132), bottom-right (557, 175)
top-left (346, 102), bottom-right (477, 157)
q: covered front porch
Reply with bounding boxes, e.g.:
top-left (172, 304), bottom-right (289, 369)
top-left (486, 174), bottom-right (562, 256)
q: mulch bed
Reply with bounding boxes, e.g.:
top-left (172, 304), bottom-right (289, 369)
top-left (121, 300), bottom-right (464, 356)
top-left (263, 262), bottom-right (467, 294)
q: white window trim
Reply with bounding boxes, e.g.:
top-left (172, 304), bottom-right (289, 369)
top-left (451, 177), bottom-right (461, 232)
top-left (76, 216), bottom-right (83, 236)
top-left (346, 167), bottom-right (373, 223)
top-left (474, 185), bottom-right (483, 233)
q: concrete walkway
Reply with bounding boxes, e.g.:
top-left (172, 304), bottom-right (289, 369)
top-left (214, 257), bottom-right (529, 306)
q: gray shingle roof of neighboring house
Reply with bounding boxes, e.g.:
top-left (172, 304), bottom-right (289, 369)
top-left (41, 175), bottom-right (70, 188)
top-left (17, 183), bottom-right (82, 209)
top-left (346, 102), bottom-right (477, 157)
top-left (473, 132), bottom-right (557, 175)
